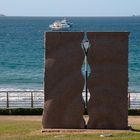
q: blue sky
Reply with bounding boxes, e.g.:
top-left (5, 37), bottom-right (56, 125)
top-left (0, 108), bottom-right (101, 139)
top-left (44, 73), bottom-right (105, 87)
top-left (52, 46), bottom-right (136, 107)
top-left (0, 0), bottom-right (140, 16)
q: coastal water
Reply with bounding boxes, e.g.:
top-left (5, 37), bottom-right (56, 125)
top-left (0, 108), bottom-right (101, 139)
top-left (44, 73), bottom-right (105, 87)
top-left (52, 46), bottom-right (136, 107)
top-left (0, 16), bottom-right (140, 92)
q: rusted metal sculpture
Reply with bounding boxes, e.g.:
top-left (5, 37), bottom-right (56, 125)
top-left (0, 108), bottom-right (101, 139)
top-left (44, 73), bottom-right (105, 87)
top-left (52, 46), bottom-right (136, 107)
top-left (42, 32), bottom-right (129, 130)
top-left (42, 32), bottom-right (85, 129)
top-left (87, 32), bottom-right (129, 129)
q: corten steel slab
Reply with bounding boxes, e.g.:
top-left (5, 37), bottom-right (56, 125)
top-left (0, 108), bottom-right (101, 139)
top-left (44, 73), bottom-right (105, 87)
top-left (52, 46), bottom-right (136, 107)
top-left (42, 32), bottom-right (85, 129)
top-left (87, 32), bottom-right (129, 129)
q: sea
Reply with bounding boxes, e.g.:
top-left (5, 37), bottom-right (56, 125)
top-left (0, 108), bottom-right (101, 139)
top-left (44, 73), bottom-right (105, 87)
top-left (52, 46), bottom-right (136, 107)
top-left (0, 16), bottom-right (140, 92)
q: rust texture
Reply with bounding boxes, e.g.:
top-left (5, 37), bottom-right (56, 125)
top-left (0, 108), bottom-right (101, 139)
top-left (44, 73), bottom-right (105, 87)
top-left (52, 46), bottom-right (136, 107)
top-left (87, 32), bottom-right (129, 129)
top-left (42, 32), bottom-right (85, 129)
top-left (42, 32), bottom-right (129, 129)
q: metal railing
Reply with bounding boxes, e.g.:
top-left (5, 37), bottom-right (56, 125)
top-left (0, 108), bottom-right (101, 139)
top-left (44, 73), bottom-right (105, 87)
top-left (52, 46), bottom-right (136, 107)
top-left (0, 91), bottom-right (140, 109)
top-left (128, 92), bottom-right (140, 109)
top-left (0, 91), bottom-right (44, 108)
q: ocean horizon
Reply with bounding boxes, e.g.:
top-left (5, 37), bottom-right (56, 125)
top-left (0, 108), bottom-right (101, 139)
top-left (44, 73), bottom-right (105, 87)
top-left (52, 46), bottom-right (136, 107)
top-left (0, 16), bottom-right (140, 92)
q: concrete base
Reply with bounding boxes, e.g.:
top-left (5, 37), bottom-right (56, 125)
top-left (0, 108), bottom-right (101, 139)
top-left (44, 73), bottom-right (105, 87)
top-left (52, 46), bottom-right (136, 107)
top-left (42, 128), bottom-right (131, 134)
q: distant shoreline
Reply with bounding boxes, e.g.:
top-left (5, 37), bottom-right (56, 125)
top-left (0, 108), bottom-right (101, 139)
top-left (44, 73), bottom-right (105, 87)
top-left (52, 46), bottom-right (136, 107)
top-left (0, 15), bottom-right (140, 18)
top-left (0, 14), bottom-right (6, 17)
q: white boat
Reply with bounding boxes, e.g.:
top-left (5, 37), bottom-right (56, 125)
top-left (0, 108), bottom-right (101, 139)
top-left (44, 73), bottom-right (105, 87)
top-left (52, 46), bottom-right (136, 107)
top-left (49, 19), bottom-right (72, 30)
